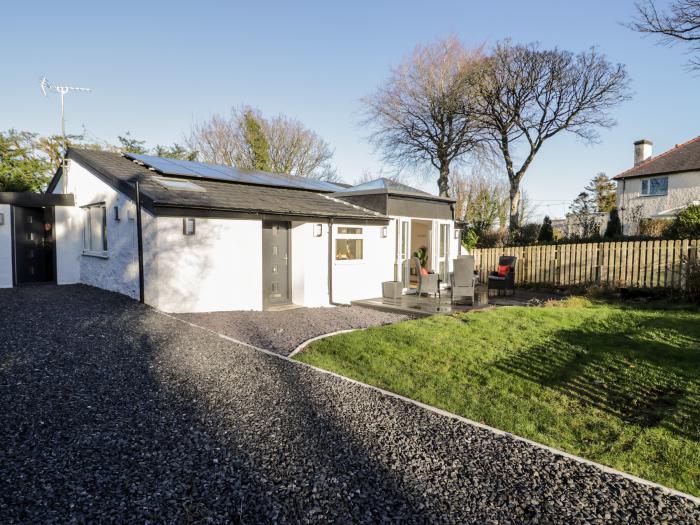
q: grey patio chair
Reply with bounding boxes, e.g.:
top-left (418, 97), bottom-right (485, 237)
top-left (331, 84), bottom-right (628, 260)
top-left (412, 257), bottom-right (439, 297)
top-left (451, 255), bottom-right (477, 305)
top-left (488, 256), bottom-right (517, 296)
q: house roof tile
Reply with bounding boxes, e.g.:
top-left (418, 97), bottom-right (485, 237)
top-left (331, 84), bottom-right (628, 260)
top-left (614, 135), bottom-right (700, 179)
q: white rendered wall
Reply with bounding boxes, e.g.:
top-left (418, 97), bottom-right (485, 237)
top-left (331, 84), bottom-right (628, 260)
top-left (0, 204), bottom-right (12, 288)
top-left (332, 223), bottom-right (394, 304)
top-left (290, 221), bottom-right (330, 307)
top-left (54, 206), bottom-right (82, 284)
top-left (57, 159), bottom-right (143, 299)
top-left (617, 171), bottom-right (700, 234)
top-left (150, 217), bottom-right (262, 313)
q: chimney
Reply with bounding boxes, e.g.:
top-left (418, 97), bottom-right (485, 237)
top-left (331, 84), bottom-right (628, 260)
top-left (634, 139), bottom-right (653, 165)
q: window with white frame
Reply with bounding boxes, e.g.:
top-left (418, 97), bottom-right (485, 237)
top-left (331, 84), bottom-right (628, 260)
top-left (641, 176), bottom-right (668, 196)
top-left (82, 203), bottom-right (108, 255)
top-left (335, 226), bottom-right (363, 260)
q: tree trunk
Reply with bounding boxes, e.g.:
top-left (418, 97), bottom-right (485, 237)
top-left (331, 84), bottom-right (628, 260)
top-left (509, 181), bottom-right (521, 232)
top-left (438, 162), bottom-right (450, 197)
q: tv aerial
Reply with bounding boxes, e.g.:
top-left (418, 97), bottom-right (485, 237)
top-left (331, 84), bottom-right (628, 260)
top-left (40, 76), bottom-right (92, 186)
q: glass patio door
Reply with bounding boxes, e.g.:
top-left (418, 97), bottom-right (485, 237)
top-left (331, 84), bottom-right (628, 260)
top-left (436, 222), bottom-right (450, 282)
top-left (398, 219), bottom-right (411, 288)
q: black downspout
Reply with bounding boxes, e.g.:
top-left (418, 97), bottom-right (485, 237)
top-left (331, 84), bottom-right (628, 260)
top-left (135, 179), bottom-right (145, 304)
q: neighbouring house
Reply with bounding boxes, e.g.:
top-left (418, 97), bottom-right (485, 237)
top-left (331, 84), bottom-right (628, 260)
top-left (0, 149), bottom-right (459, 312)
top-left (564, 212), bottom-right (609, 239)
top-left (614, 136), bottom-right (700, 235)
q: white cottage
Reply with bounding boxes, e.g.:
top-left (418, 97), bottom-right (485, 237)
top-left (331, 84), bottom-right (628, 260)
top-left (1, 149), bottom-right (459, 312)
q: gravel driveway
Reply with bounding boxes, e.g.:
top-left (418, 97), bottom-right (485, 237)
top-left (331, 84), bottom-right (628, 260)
top-left (1, 285), bottom-right (698, 524)
top-left (175, 306), bottom-right (412, 355)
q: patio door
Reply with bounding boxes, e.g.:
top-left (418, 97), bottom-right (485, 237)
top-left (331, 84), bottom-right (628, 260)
top-left (262, 221), bottom-right (290, 307)
top-left (398, 219), bottom-right (411, 288)
top-left (436, 222), bottom-right (450, 282)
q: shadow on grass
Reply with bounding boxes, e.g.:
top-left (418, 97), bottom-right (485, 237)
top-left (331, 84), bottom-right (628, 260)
top-left (495, 313), bottom-right (700, 441)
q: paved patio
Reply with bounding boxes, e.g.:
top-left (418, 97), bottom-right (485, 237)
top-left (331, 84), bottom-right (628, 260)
top-left (1, 285), bottom-right (697, 523)
top-left (352, 286), bottom-right (563, 316)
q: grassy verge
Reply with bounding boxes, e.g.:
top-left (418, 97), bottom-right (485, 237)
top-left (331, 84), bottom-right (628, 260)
top-left (295, 298), bottom-right (700, 496)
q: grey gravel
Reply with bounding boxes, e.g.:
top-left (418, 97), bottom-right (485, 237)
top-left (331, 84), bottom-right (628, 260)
top-left (175, 305), bottom-right (412, 355)
top-left (1, 284), bottom-right (698, 524)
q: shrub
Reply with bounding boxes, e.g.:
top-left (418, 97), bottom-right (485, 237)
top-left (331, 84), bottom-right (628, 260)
top-left (604, 208), bottom-right (622, 238)
top-left (511, 223), bottom-right (541, 246)
top-left (477, 228), bottom-right (508, 248)
top-left (461, 228), bottom-right (479, 250)
top-left (665, 204), bottom-right (700, 239)
top-left (538, 216), bottom-right (554, 242)
top-left (639, 218), bottom-right (670, 237)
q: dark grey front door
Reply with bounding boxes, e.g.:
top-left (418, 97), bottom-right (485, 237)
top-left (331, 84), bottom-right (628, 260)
top-left (13, 206), bottom-right (54, 285)
top-left (262, 221), bottom-right (290, 306)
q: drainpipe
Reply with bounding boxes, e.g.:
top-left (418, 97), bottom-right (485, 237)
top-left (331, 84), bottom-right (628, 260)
top-left (135, 179), bottom-right (145, 304)
top-left (327, 217), bottom-right (343, 306)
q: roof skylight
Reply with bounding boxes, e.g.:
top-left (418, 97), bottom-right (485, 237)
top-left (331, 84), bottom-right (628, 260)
top-left (155, 178), bottom-right (205, 192)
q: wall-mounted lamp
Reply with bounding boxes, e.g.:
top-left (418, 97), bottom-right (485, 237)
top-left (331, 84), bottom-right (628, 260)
top-left (114, 206), bottom-right (121, 222)
top-left (183, 217), bottom-right (196, 235)
top-left (454, 228), bottom-right (460, 239)
top-left (314, 223), bottom-right (323, 237)
top-left (0, 213), bottom-right (4, 226)
top-left (381, 226), bottom-right (388, 238)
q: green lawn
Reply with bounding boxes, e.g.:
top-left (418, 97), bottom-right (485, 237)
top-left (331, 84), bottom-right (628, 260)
top-left (295, 298), bottom-right (700, 496)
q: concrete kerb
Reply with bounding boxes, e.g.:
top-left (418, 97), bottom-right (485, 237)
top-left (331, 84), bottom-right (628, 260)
top-left (157, 309), bottom-right (700, 507)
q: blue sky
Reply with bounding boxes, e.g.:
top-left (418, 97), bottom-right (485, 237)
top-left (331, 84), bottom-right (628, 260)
top-left (4, 0), bottom-right (699, 219)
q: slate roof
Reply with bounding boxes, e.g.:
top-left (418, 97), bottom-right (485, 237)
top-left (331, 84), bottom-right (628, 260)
top-left (59, 149), bottom-right (387, 221)
top-left (334, 177), bottom-right (455, 203)
top-left (614, 135), bottom-right (700, 179)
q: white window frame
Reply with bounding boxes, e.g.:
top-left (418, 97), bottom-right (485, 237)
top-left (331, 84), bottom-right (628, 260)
top-left (82, 202), bottom-right (108, 258)
top-left (641, 176), bottom-right (668, 196)
top-left (334, 225), bottom-right (364, 264)
top-left (399, 219), bottom-right (410, 286)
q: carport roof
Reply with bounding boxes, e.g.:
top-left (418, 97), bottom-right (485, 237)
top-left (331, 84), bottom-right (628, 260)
top-left (54, 149), bottom-right (388, 222)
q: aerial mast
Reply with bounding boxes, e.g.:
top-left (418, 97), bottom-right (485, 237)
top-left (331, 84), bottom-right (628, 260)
top-left (40, 76), bottom-right (91, 191)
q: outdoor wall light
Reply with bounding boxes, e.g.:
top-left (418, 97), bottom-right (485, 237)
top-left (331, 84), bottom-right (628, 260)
top-left (183, 217), bottom-right (196, 236)
top-left (114, 206), bottom-right (121, 222)
top-left (314, 223), bottom-right (323, 237)
top-left (381, 226), bottom-right (388, 238)
top-left (454, 228), bottom-right (460, 239)
top-left (0, 213), bottom-right (4, 226)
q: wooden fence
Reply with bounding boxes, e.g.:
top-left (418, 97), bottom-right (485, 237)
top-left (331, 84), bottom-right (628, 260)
top-left (472, 239), bottom-right (700, 290)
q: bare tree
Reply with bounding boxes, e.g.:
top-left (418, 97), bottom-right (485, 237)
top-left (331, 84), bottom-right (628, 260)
top-left (187, 107), bottom-right (338, 181)
top-left (629, 0), bottom-right (700, 69)
top-left (265, 114), bottom-right (337, 181)
top-left (476, 41), bottom-right (631, 231)
top-left (361, 37), bottom-right (487, 197)
top-left (186, 111), bottom-right (245, 166)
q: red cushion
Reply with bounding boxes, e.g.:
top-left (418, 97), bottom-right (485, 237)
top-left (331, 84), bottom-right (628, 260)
top-left (497, 264), bottom-right (510, 277)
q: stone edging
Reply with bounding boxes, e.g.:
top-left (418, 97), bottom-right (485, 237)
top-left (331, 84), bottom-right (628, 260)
top-left (157, 310), bottom-right (700, 506)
